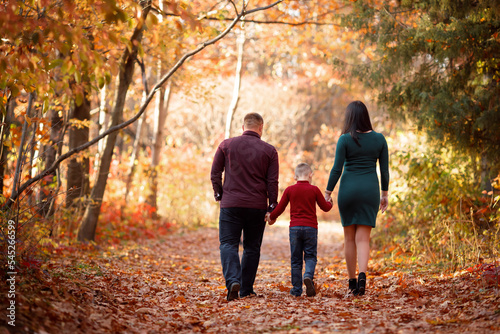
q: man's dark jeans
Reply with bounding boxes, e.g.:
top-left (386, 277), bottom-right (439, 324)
top-left (219, 207), bottom-right (267, 297)
top-left (289, 226), bottom-right (318, 296)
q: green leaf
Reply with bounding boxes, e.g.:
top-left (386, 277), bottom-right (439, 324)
top-left (47, 59), bottom-right (63, 70)
top-left (98, 76), bottom-right (105, 89)
top-left (75, 71), bottom-right (81, 84)
top-left (75, 92), bottom-right (83, 107)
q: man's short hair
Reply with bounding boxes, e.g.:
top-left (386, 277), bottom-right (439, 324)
top-left (295, 163), bottom-right (312, 178)
top-left (244, 113), bottom-right (264, 129)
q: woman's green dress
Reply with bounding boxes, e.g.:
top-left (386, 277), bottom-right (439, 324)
top-left (327, 132), bottom-right (389, 227)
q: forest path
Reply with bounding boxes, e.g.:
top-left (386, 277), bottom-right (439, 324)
top-left (10, 222), bottom-right (499, 333)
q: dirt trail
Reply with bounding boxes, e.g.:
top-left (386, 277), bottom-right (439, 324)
top-left (6, 222), bottom-right (499, 333)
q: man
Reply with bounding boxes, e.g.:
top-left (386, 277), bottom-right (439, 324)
top-left (211, 113), bottom-right (279, 301)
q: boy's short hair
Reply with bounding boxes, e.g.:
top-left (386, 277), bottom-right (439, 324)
top-left (244, 113), bottom-right (264, 129)
top-left (295, 163), bottom-right (312, 178)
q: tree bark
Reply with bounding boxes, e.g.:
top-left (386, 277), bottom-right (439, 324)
top-left (0, 98), bottom-right (14, 197)
top-left (11, 93), bottom-right (35, 204)
top-left (38, 106), bottom-right (63, 216)
top-left (77, 3), bottom-right (152, 241)
top-left (481, 154), bottom-right (492, 192)
top-left (66, 90), bottom-right (91, 208)
top-left (27, 106), bottom-right (40, 207)
top-left (97, 84), bottom-right (109, 161)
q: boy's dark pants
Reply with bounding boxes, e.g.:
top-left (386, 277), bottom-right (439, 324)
top-left (289, 226), bottom-right (318, 296)
top-left (219, 207), bottom-right (267, 297)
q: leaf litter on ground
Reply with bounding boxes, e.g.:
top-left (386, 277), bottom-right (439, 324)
top-left (1, 221), bottom-right (499, 333)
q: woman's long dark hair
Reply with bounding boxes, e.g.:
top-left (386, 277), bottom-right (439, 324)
top-left (341, 101), bottom-right (373, 146)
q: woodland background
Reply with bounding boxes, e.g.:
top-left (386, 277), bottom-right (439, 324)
top-left (0, 0), bottom-right (499, 332)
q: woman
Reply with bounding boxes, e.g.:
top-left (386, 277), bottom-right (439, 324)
top-left (325, 101), bottom-right (389, 296)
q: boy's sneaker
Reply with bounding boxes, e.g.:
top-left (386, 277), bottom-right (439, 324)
top-left (227, 282), bottom-right (240, 301)
top-left (304, 277), bottom-right (316, 297)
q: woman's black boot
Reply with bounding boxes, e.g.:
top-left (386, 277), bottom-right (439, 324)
top-left (357, 272), bottom-right (366, 296)
top-left (348, 278), bottom-right (358, 296)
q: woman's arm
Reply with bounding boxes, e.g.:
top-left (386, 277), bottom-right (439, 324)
top-left (379, 135), bottom-right (390, 213)
top-left (326, 136), bottom-right (346, 192)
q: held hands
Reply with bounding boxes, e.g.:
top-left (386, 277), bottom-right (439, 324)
top-left (324, 191), bottom-right (333, 204)
top-left (265, 212), bottom-right (276, 225)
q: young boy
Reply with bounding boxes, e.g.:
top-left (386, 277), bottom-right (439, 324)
top-left (266, 163), bottom-right (333, 297)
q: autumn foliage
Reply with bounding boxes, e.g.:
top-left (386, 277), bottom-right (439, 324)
top-left (1, 0), bottom-right (499, 332)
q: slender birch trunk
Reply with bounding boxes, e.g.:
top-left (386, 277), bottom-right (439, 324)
top-left (145, 0), bottom-right (170, 217)
top-left (96, 84), bottom-right (109, 167)
top-left (224, 28), bottom-right (246, 139)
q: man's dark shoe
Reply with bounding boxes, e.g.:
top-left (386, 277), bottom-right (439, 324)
top-left (240, 291), bottom-right (257, 298)
top-left (304, 277), bottom-right (316, 297)
top-left (227, 282), bottom-right (240, 301)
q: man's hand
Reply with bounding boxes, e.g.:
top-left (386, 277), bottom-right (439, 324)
top-left (265, 213), bottom-right (276, 225)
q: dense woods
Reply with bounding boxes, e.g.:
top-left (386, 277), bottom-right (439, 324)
top-left (0, 0), bottom-right (499, 333)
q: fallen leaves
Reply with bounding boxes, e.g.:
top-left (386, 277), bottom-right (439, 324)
top-left (2, 223), bottom-right (499, 333)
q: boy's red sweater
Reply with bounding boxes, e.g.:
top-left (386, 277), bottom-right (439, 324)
top-left (269, 180), bottom-right (333, 229)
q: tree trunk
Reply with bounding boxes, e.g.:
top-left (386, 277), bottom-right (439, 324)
top-left (224, 29), bottom-right (246, 139)
top-left (77, 3), bottom-right (151, 241)
top-left (97, 84), bottom-right (109, 163)
top-left (144, 0), bottom-right (170, 217)
top-left (28, 106), bottom-right (40, 207)
top-left (10, 93), bottom-right (35, 207)
top-left (481, 154), bottom-right (492, 192)
top-left (0, 98), bottom-right (14, 197)
top-left (124, 60), bottom-right (150, 205)
top-left (38, 106), bottom-right (63, 216)
top-left (147, 81), bottom-right (171, 216)
top-left (66, 90), bottom-right (91, 208)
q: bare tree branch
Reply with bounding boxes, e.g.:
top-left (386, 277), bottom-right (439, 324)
top-left (158, 5), bottom-right (342, 27)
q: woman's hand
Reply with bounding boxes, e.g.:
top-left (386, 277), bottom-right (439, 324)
top-left (324, 190), bottom-right (332, 204)
top-left (380, 191), bottom-right (389, 213)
